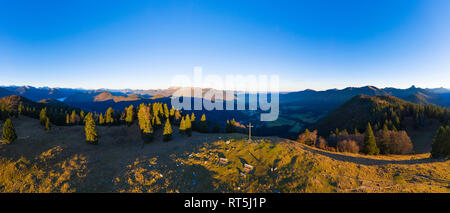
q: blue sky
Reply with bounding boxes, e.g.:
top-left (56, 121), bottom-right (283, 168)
top-left (0, 0), bottom-right (449, 91)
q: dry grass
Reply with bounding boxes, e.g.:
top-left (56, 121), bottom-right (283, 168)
top-left (0, 116), bottom-right (449, 193)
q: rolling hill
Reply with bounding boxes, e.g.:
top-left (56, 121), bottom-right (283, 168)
top-left (0, 116), bottom-right (448, 192)
top-left (0, 86), bottom-right (84, 101)
top-left (313, 95), bottom-right (449, 153)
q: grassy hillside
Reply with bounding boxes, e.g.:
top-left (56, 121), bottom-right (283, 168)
top-left (0, 117), bottom-right (448, 193)
top-left (314, 95), bottom-right (410, 135)
top-left (313, 95), bottom-right (449, 153)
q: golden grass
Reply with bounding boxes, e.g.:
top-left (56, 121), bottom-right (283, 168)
top-left (1, 116), bottom-right (449, 193)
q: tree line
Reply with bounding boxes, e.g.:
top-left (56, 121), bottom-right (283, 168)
top-left (298, 122), bottom-right (449, 158)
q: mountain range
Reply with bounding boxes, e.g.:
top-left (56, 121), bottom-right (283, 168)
top-left (1, 85), bottom-right (450, 139)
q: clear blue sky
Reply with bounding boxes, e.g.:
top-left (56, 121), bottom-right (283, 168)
top-left (0, 0), bottom-right (449, 91)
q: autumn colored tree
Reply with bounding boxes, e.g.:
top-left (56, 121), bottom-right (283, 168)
top-left (39, 107), bottom-right (47, 125)
top-left (179, 117), bottom-right (186, 134)
top-left (174, 110), bottom-right (182, 121)
top-left (105, 107), bottom-right (115, 125)
top-left (80, 110), bottom-right (85, 124)
top-left (70, 110), bottom-right (79, 125)
top-left (163, 104), bottom-right (169, 119)
top-left (66, 113), bottom-right (70, 125)
top-left (199, 113), bottom-right (207, 133)
top-left (297, 129), bottom-right (317, 146)
top-left (84, 113), bottom-right (98, 144)
top-left (2, 118), bottom-right (17, 144)
top-left (45, 117), bottom-right (51, 132)
top-left (125, 105), bottom-right (135, 126)
top-left (163, 119), bottom-right (173, 142)
top-left (98, 113), bottom-right (105, 125)
top-left (185, 114), bottom-right (192, 136)
top-left (169, 107), bottom-right (175, 121)
top-left (138, 104), bottom-right (153, 142)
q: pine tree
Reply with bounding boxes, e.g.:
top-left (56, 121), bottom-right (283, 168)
top-left (70, 110), bottom-right (79, 125)
top-left (125, 105), bottom-right (134, 125)
top-left (154, 115), bottom-right (161, 127)
top-left (169, 107), bottom-right (175, 120)
top-left (2, 118), bottom-right (17, 144)
top-left (138, 104), bottom-right (153, 142)
top-left (179, 117), bottom-right (186, 134)
top-left (431, 126), bottom-right (450, 158)
top-left (84, 113), bottom-right (98, 144)
top-left (163, 119), bottom-right (173, 142)
top-left (99, 113), bottom-right (105, 125)
top-left (18, 104), bottom-right (24, 116)
top-left (80, 110), bottom-right (85, 124)
top-left (191, 113), bottom-right (196, 122)
top-left (66, 113), bottom-right (70, 125)
top-left (40, 108), bottom-right (47, 125)
top-left (105, 107), bottom-right (115, 125)
top-left (175, 110), bottom-right (181, 121)
top-left (363, 123), bottom-right (379, 155)
top-left (185, 114), bottom-right (192, 136)
top-left (45, 117), bottom-right (51, 132)
top-left (163, 104), bottom-right (169, 119)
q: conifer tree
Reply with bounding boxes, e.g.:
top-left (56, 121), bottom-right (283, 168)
top-left (105, 107), bottom-right (115, 125)
top-left (2, 118), bottom-right (17, 144)
top-left (155, 115), bottom-right (161, 127)
top-left (80, 110), bottom-right (85, 123)
top-left (125, 105), bottom-right (135, 126)
top-left (138, 104), bottom-right (153, 142)
top-left (84, 113), bottom-right (98, 144)
top-left (40, 107), bottom-right (47, 125)
top-left (175, 110), bottom-right (182, 121)
top-left (363, 123), bottom-right (379, 155)
top-left (431, 126), bottom-right (450, 158)
top-left (169, 107), bottom-right (175, 120)
top-left (163, 119), bottom-right (173, 142)
top-left (191, 113), bottom-right (196, 122)
top-left (18, 104), bottom-right (24, 116)
top-left (185, 114), bottom-right (192, 136)
top-left (66, 113), bottom-right (70, 125)
top-left (45, 117), bottom-right (51, 132)
top-left (70, 110), bottom-right (79, 125)
top-left (179, 117), bottom-right (186, 134)
top-left (163, 104), bottom-right (169, 119)
top-left (99, 113), bottom-right (105, 125)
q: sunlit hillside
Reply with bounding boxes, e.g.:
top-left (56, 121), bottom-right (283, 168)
top-left (1, 117), bottom-right (448, 193)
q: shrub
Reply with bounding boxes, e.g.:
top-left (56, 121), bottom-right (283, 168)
top-left (315, 137), bottom-right (328, 149)
top-left (376, 130), bottom-right (413, 154)
top-left (337, 140), bottom-right (360, 153)
top-left (297, 129), bottom-right (317, 146)
top-left (327, 133), bottom-right (364, 148)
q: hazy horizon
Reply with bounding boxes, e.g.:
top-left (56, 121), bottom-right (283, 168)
top-left (1, 83), bottom-right (448, 93)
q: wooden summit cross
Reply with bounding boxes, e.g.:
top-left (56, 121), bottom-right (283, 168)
top-left (247, 122), bottom-right (253, 142)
